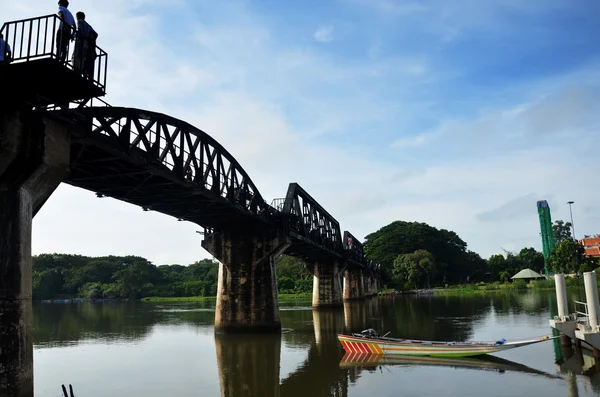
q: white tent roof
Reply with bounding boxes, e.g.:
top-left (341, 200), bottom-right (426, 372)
top-left (511, 268), bottom-right (544, 279)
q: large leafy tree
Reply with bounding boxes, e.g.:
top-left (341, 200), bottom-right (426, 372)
top-left (553, 220), bottom-right (573, 246)
top-left (548, 239), bottom-right (597, 274)
top-left (364, 220), bottom-right (480, 286)
top-left (517, 247), bottom-right (545, 273)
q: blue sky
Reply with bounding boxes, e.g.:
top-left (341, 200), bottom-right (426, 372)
top-left (4, 0), bottom-right (600, 264)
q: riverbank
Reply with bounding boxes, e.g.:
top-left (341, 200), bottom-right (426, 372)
top-left (433, 278), bottom-right (585, 295)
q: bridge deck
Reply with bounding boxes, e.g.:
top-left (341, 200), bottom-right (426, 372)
top-left (67, 135), bottom-right (270, 230)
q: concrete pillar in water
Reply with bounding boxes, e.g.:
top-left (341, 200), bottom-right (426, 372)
top-left (343, 268), bottom-right (366, 301)
top-left (555, 274), bottom-right (569, 319)
top-left (215, 333), bottom-right (281, 397)
top-left (202, 231), bottom-right (288, 333)
top-left (583, 271), bottom-right (600, 331)
top-left (312, 260), bottom-right (342, 308)
top-left (359, 271), bottom-right (365, 297)
top-left (363, 276), bottom-right (370, 297)
top-left (0, 111), bottom-right (70, 397)
top-left (342, 269), bottom-right (352, 301)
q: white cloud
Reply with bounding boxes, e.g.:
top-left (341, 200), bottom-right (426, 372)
top-left (314, 26), bottom-right (333, 42)
top-left (391, 132), bottom-right (434, 148)
top-left (345, 0), bottom-right (429, 15)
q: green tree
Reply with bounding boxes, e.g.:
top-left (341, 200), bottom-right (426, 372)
top-left (487, 254), bottom-right (506, 281)
top-left (548, 239), bottom-right (597, 274)
top-left (112, 260), bottom-right (152, 299)
top-left (32, 269), bottom-right (65, 299)
top-left (393, 249), bottom-right (437, 289)
top-left (276, 256), bottom-right (310, 279)
top-left (364, 221), bottom-right (478, 287)
top-left (498, 271), bottom-right (511, 282)
top-left (517, 247), bottom-right (545, 273)
top-left (553, 220), bottom-right (573, 246)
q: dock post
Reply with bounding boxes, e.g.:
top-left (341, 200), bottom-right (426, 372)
top-left (584, 271), bottom-right (600, 331)
top-left (549, 273), bottom-right (577, 344)
top-left (555, 274), bottom-right (573, 347)
top-left (556, 274), bottom-right (569, 319)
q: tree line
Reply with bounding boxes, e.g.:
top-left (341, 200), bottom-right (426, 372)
top-left (33, 218), bottom-right (596, 299)
top-left (364, 219), bottom-right (598, 290)
top-left (32, 253), bottom-right (312, 300)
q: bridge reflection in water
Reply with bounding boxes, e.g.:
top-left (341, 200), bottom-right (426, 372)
top-left (213, 299), bottom-right (569, 397)
top-left (214, 302), bottom-right (376, 397)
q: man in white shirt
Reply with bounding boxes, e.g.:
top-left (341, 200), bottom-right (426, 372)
top-left (56, 0), bottom-right (76, 62)
top-left (0, 33), bottom-right (11, 64)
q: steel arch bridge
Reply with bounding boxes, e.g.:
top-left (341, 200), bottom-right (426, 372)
top-left (57, 106), bottom-right (275, 231)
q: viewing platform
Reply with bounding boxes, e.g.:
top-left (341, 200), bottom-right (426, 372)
top-left (550, 272), bottom-right (600, 356)
top-left (0, 14), bottom-right (108, 108)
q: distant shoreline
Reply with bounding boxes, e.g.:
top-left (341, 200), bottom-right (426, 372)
top-left (38, 293), bottom-right (314, 304)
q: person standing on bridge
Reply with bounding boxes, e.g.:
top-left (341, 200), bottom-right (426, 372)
top-left (73, 11), bottom-right (98, 78)
top-left (57, 0), bottom-right (76, 62)
top-left (0, 33), bottom-right (11, 65)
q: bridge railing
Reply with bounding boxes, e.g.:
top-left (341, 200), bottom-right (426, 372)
top-left (270, 198), bottom-right (297, 213)
top-left (1, 14), bottom-right (108, 91)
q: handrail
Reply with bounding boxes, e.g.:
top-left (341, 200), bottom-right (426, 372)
top-left (1, 14), bottom-right (108, 93)
top-left (1, 13), bottom-right (57, 27)
top-left (574, 300), bottom-right (588, 319)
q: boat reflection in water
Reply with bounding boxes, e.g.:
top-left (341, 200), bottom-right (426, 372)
top-left (339, 352), bottom-right (563, 380)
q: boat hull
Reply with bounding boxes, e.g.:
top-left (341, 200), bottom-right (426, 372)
top-left (337, 334), bottom-right (553, 357)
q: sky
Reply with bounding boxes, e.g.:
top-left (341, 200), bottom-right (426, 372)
top-left (4, 0), bottom-right (600, 265)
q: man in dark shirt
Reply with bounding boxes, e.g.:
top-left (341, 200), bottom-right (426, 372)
top-left (73, 11), bottom-right (98, 78)
top-left (0, 33), bottom-right (11, 65)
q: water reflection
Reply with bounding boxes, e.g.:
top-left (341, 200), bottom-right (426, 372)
top-left (33, 301), bottom-right (215, 348)
top-left (215, 333), bottom-right (281, 397)
top-left (554, 340), bottom-right (600, 395)
top-left (338, 352), bottom-right (562, 379)
top-left (31, 291), bottom-right (600, 397)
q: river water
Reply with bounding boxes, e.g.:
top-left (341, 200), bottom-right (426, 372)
top-left (33, 291), bottom-right (600, 396)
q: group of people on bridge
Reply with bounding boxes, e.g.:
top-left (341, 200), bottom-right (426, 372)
top-left (56, 0), bottom-right (98, 79)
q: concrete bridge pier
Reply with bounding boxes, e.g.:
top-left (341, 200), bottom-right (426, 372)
top-left (312, 260), bottom-right (343, 308)
top-left (342, 268), bottom-right (365, 301)
top-left (202, 231), bottom-right (288, 333)
top-left (363, 276), bottom-right (372, 297)
top-left (215, 333), bottom-right (281, 397)
top-left (1, 110), bottom-right (70, 397)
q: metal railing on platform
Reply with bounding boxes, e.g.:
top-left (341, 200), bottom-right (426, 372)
top-left (0, 13), bottom-right (108, 92)
top-left (574, 300), bottom-right (589, 321)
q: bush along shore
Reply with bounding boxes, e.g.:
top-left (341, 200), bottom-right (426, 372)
top-left (434, 277), bottom-right (585, 295)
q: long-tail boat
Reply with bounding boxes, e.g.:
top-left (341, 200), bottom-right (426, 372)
top-left (337, 329), bottom-right (557, 357)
